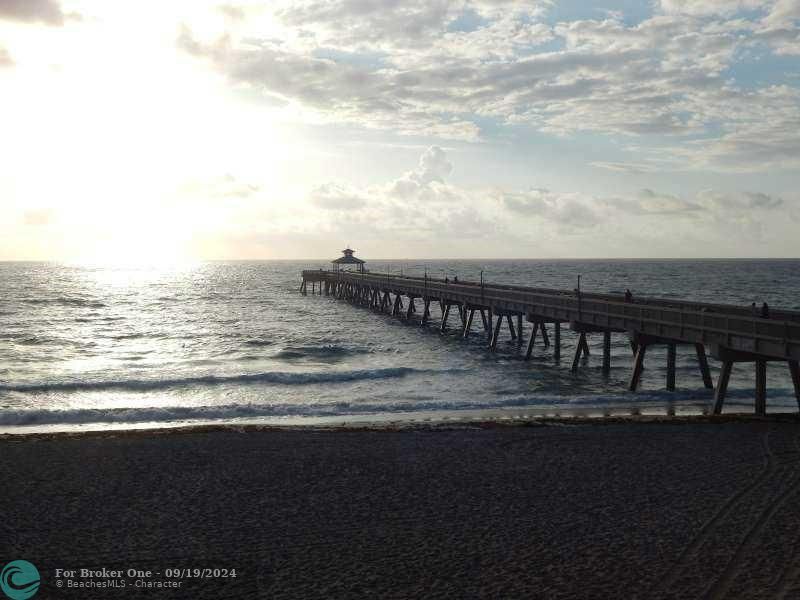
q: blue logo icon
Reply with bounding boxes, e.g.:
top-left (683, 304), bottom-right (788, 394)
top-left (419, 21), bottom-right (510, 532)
top-left (0, 561), bottom-right (40, 600)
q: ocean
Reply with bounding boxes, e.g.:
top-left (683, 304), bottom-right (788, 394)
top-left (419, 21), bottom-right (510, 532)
top-left (1, 259), bottom-right (799, 432)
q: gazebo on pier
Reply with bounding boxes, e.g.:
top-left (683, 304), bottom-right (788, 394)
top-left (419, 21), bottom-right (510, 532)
top-left (332, 248), bottom-right (366, 273)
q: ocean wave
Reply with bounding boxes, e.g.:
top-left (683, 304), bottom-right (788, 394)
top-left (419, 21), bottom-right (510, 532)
top-left (0, 367), bottom-right (428, 394)
top-left (24, 297), bottom-right (106, 309)
top-left (1, 388), bottom-right (797, 427)
top-left (271, 345), bottom-right (368, 360)
top-left (243, 339), bottom-right (273, 347)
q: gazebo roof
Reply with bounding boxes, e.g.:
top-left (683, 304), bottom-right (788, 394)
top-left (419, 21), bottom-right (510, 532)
top-left (332, 255), bottom-right (365, 264)
top-left (332, 248), bottom-right (365, 264)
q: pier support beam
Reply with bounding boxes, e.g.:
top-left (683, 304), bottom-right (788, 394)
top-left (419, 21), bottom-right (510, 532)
top-left (710, 345), bottom-right (795, 415)
top-left (463, 309), bottom-right (475, 338)
top-left (517, 314), bottom-right (523, 345)
top-left (629, 344), bottom-right (648, 391)
top-left (666, 343), bottom-right (676, 391)
top-left (755, 359), bottom-right (767, 416)
top-left (789, 361), bottom-right (800, 410)
top-left (713, 360), bottom-right (733, 415)
top-left (602, 331), bottom-right (611, 374)
top-left (440, 304), bottom-right (451, 332)
top-left (554, 322), bottom-right (561, 360)
top-left (422, 298), bottom-right (431, 325)
top-left (490, 315), bottom-right (502, 351)
top-left (540, 324), bottom-right (550, 348)
top-left (525, 325), bottom-right (537, 360)
top-left (571, 332), bottom-right (590, 372)
top-left (406, 297), bottom-right (416, 320)
top-left (695, 344), bottom-right (714, 389)
top-left (506, 315), bottom-right (517, 340)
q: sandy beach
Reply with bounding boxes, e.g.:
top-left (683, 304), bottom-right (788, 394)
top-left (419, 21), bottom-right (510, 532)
top-left (3, 419), bottom-right (800, 599)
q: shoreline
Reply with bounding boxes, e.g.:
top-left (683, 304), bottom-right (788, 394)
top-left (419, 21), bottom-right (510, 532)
top-left (3, 411), bottom-right (799, 441)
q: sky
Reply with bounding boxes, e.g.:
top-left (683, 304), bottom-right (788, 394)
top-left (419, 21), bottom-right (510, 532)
top-left (0, 0), bottom-right (799, 262)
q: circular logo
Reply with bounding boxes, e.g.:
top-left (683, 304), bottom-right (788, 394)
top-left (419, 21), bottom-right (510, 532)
top-left (0, 561), bottom-right (40, 600)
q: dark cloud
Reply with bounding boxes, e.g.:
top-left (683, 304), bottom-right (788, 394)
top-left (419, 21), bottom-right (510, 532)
top-left (0, 0), bottom-right (68, 26)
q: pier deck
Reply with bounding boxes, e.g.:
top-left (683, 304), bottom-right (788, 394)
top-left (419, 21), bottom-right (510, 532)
top-left (301, 270), bottom-right (800, 414)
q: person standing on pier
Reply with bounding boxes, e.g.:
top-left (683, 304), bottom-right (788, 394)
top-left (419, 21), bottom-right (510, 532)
top-left (751, 302), bottom-right (758, 315)
top-left (624, 289), bottom-right (633, 303)
top-left (761, 302), bottom-right (770, 318)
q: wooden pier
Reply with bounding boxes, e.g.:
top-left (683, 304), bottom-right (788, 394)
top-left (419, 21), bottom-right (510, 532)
top-left (301, 269), bottom-right (800, 415)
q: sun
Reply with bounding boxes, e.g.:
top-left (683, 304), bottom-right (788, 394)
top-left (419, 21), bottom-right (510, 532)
top-left (69, 223), bottom-right (195, 268)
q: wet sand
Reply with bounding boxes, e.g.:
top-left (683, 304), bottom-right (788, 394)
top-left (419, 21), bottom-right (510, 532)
top-left (2, 419), bottom-right (800, 599)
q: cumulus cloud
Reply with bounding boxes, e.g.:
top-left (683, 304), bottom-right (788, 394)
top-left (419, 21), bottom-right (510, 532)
top-left (269, 146), bottom-right (793, 255)
top-left (176, 0), bottom-right (800, 172)
top-left (0, 0), bottom-right (69, 25)
top-left (501, 188), bottom-right (602, 229)
top-left (388, 145), bottom-right (456, 199)
top-left (658, 0), bottom-right (765, 16)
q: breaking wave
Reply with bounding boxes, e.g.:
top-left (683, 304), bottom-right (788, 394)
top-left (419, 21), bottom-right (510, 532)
top-left (271, 345), bottom-right (368, 360)
top-left (4, 389), bottom-right (798, 427)
top-left (0, 367), bottom-right (431, 395)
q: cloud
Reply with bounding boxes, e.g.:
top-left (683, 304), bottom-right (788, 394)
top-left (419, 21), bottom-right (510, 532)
top-left (204, 145), bottom-right (794, 257)
top-left (23, 209), bottom-right (54, 225)
top-left (696, 189), bottom-right (784, 210)
top-left (0, 0), bottom-right (69, 25)
top-left (501, 188), bottom-right (601, 229)
top-left (388, 145), bottom-right (457, 199)
top-left (658, 0), bottom-right (765, 17)
top-left (302, 147), bottom-right (504, 240)
top-left (416, 146), bottom-right (453, 183)
top-left (310, 182), bottom-right (369, 210)
top-left (178, 2), bottom-right (800, 170)
top-left (590, 161), bottom-right (660, 174)
top-left (600, 189), bottom-right (703, 215)
top-left (304, 148), bottom-right (788, 244)
top-left (180, 173), bottom-right (261, 200)
top-left (0, 45), bottom-right (12, 67)
top-left (217, 4), bottom-right (247, 20)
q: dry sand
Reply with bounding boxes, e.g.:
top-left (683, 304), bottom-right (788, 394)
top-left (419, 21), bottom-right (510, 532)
top-left (2, 419), bottom-right (800, 599)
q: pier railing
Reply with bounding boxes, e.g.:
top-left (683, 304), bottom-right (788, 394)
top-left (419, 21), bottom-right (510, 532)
top-left (303, 270), bottom-right (800, 362)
